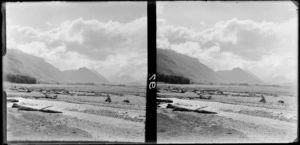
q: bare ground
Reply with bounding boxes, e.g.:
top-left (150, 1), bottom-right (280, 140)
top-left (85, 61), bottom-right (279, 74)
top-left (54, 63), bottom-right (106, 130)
top-left (5, 84), bottom-right (145, 142)
top-left (157, 86), bottom-right (298, 143)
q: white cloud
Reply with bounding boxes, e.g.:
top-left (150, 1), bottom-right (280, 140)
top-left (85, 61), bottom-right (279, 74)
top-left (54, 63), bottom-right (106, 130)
top-left (7, 17), bottom-right (147, 81)
top-left (157, 18), bottom-right (298, 81)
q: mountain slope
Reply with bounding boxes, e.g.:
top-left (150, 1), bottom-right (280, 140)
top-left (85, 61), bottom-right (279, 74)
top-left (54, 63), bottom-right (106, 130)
top-left (63, 67), bottom-right (109, 84)
top-left (90, 69), bottom-right (110, 84)
top-left (3, 49), bottom-right (70, 83)
top-left (157, 48), bottom-right (225, 84)
top-left (216, 68), bottom-right (263, 84)
top-left (3, 49), bottom-right (108, 84)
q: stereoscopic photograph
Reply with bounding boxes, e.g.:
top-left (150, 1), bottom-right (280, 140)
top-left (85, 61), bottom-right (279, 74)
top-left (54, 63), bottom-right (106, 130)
top-left (156, 1), bottom-right (298, 143)
top-left (3, 2), bottom-right (147, 142)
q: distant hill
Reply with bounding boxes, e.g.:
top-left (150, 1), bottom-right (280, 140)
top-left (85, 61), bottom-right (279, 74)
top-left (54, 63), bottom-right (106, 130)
top-left (157, 48), bottom-right (225, 84)
top-left (216, 68), bottom-right (263, 84)
top-left (63, 67), bottom-right (109, 84)
top-left (3, 49), bottom-right (108, 84)
top-left (263, 75), bottom-right (293, 86)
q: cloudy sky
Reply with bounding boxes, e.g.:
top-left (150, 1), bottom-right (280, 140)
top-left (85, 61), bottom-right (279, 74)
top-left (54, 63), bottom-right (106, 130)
top-left (157, 1), bottom-right (298, 83)
top-left (6, 2), bottom-right (147, 82)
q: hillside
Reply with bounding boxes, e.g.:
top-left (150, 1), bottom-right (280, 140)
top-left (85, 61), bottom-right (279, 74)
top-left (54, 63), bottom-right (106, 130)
top-left (157, 48), bottom-right (225, 84)
top-left (3, 49), bottom-right (108, 84)
top-left (3, 49), bottom-right (70, 84)
top-left (157, 48), bottom-right (264, 85)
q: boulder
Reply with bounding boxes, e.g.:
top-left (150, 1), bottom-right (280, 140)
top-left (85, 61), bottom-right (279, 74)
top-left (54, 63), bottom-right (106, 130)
top-left (123, 100), bottom-right (130, 103)
top-left (105, 94), bottom-right (112, 103)
top-left (259, 95), bottom-right (266, 103)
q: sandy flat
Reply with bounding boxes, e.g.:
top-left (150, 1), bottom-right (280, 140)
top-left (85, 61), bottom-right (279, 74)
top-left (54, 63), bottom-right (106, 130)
top-left (157, 90), bottom-right (297, 143)
top-left (5, 84), bottom-right (145, 142)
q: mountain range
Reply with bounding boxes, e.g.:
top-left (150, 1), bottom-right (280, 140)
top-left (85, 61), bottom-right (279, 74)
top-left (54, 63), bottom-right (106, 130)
top-left (4, 48), bottom-right (288, 85)
top-left (157, 48), bottom-right (264, 85)
top-left (3, 49), bottom-right (109, 84)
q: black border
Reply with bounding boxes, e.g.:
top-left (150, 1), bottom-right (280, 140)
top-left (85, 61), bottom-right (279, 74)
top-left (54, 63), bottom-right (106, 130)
top-left (1, 2), bottom-right (6, 145)
top-left (146, 1), bottom-right (157, 143)
top-left (1, 1), bottom-right (153, 144)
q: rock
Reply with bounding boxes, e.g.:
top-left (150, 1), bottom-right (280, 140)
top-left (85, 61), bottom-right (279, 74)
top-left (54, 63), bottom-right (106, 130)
top-left (259, 95), bottom-right (266, 103)
top-left (278, 100), bottom-right (284, 104)
top-left (105, 94), bottom-right (112, 103)
top-left (180, 89), bottom-right (185, 93)
top-left (123, 100), bottom-right (130, 103)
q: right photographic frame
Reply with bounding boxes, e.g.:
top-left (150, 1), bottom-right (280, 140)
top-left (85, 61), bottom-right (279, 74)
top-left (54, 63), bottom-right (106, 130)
top-left (156, 1), bottom-right (298, 143)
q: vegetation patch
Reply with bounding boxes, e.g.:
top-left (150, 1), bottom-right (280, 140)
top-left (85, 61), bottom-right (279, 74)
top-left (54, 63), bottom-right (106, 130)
top-left (157, 73), bottom-right (190, 84)
top-left (5, 73), bottom-right (37, 84)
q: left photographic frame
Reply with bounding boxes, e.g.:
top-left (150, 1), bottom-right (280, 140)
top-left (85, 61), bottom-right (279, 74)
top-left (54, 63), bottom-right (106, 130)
top-left (2, 1), bottom-right (147, 143)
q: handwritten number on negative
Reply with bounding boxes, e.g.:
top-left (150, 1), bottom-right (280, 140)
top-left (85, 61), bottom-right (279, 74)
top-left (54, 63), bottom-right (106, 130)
top-left (149, 74), bottom-right (156, 89)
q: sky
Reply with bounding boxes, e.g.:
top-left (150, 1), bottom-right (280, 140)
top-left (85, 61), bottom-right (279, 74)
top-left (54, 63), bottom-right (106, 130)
top-left (157, 1), bottom-right (298, 83)
top-left (6, 2), bottom-right (147, 82)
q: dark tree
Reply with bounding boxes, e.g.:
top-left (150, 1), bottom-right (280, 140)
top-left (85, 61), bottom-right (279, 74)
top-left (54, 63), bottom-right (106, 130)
top-left (5, 74), bottom-right (37, 84)
top-left (157, 73), bottom-right (190, 84)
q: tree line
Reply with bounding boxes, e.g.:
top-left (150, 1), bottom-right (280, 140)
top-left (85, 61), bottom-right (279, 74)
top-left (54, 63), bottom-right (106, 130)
top-left (5, 73), bottom-right (37, 84)
top-left (157, 73), bottom-right (190, 84)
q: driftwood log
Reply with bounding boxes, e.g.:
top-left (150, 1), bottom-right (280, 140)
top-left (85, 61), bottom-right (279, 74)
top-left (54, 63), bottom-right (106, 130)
top-left (7, 99), bottom-right (19, 102)
top-left (166, 104), bottom-right (217, 114)
top-left (12, 103), bottom-right (62, 113)
top-left (157, 98), bottom-right (173, 103)
top-left (123, 100), bottom-right (130, 103)
top-left (278, 100), bottom-right (284, 104)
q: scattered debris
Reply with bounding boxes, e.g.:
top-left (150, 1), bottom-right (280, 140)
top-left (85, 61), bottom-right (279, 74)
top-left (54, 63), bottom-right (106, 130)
top-left (199, 94), bottom-right (212, 100)
top-left (179, 89), bottom-right (185, 93)
top-left (239, 93), bottom-right (251, 97)
top-left (105, 94), bottom-right (112, 103)
top-left (44, 93), bottom-right (58, 99)
top-left (9, 86), bottom-right (18, 91)
top-left (186, 96), bottom-right (195, 100)
top-left (166, 104), bottom-right (217, 114)
top-left (231, 93), bottom-right (240, 96)
top-left (12, 103), bottom-right (62, 113)
top-left (7, 99), bottom-right (19, 102)
top-left (17, 88), bottom-right (31, 93)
